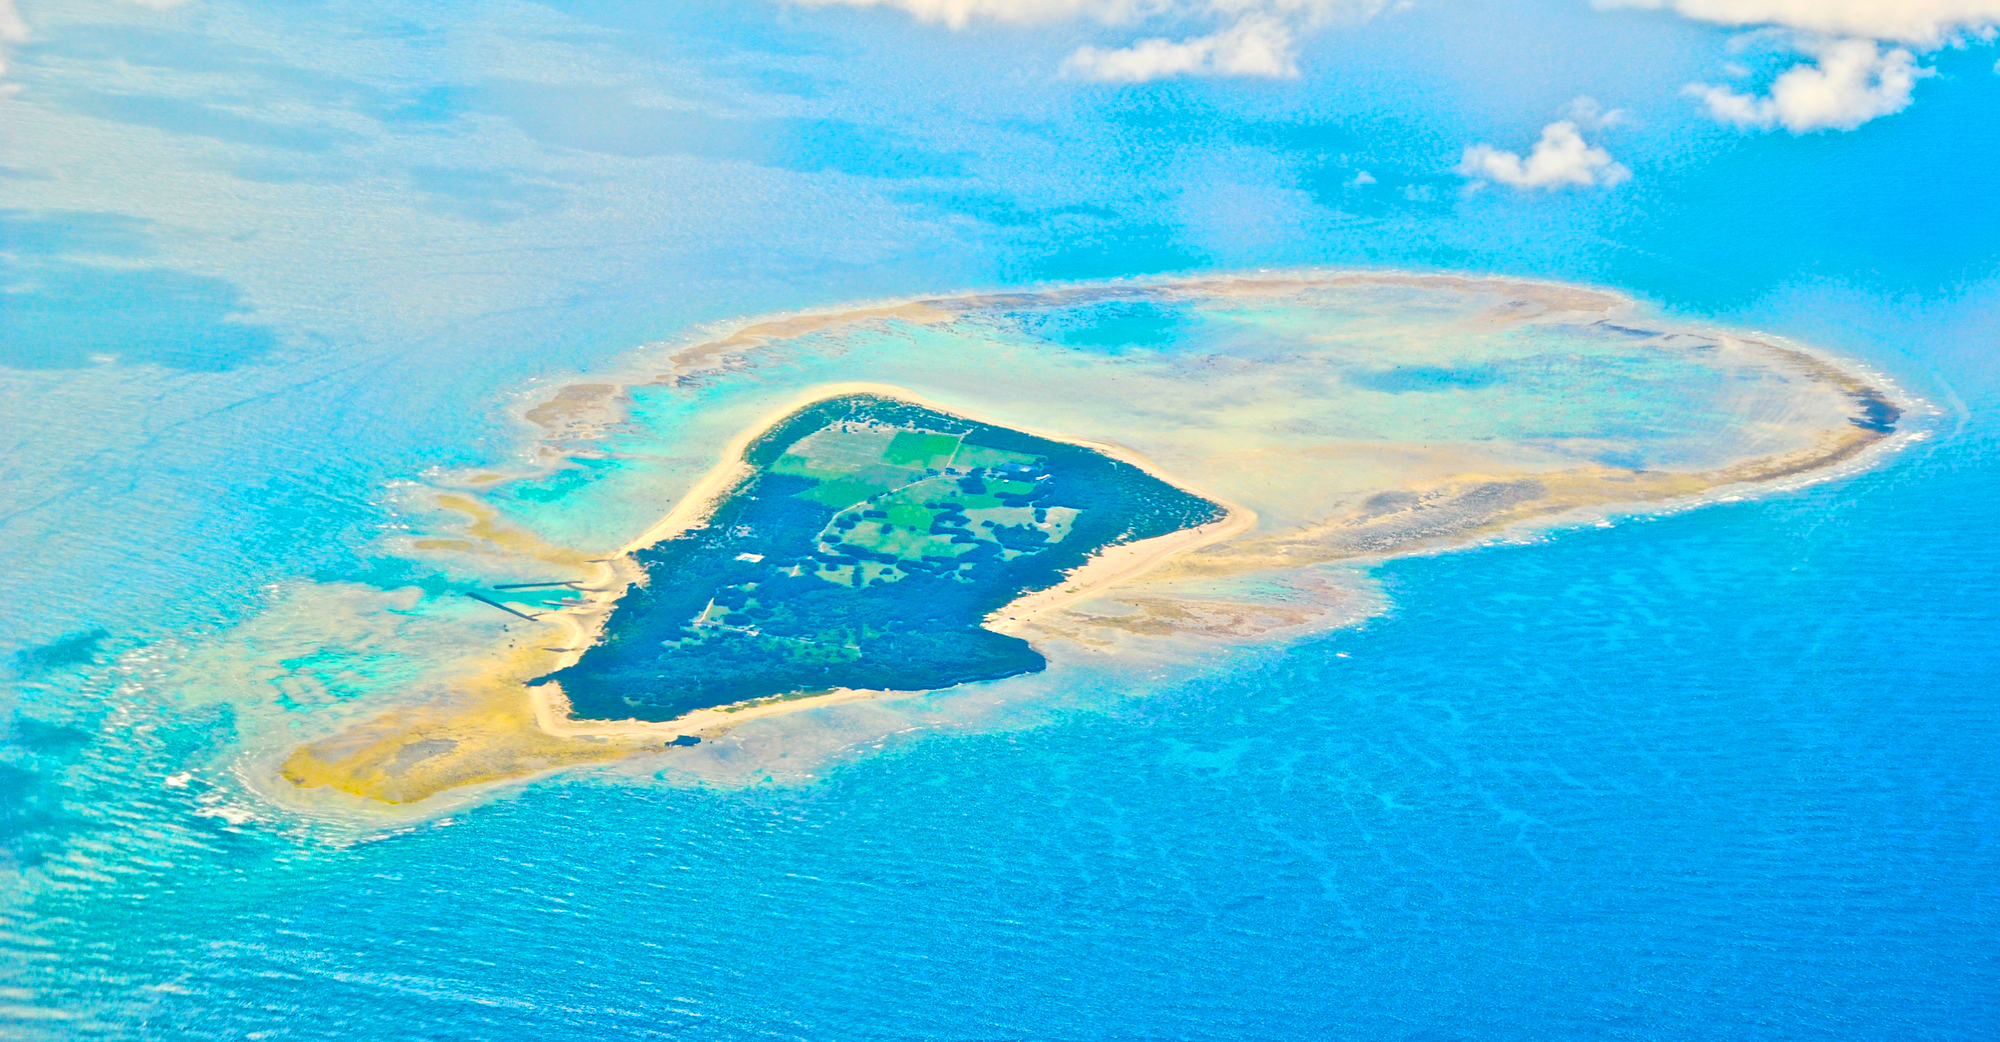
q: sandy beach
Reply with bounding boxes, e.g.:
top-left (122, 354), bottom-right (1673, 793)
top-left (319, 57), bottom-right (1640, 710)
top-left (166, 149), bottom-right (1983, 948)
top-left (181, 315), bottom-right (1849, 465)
top-left (522, 380), bottom-right (1257, 741)
top-left (272, 274), bottom-right (1923, 806)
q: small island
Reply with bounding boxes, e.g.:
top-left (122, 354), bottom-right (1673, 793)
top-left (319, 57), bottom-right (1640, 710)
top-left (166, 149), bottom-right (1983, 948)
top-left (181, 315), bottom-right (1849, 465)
top-left (541, 393), bottom-right (1228, 722)
top-left (269, 272), bottom-right (1917, 808)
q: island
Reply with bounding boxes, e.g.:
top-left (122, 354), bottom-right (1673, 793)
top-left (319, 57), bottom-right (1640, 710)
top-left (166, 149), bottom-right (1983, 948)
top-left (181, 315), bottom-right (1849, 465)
top-left (539, 392), bottom-right (1226, 722)
top-left (264, 271), bottom-right (1918, 809)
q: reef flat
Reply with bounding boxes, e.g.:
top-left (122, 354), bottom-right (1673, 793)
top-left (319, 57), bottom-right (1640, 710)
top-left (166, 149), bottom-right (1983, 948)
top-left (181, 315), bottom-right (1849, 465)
top-left (541, 392), bottom-right (1225, 722)
top-left (246, 271), bottom-right (1918, 808)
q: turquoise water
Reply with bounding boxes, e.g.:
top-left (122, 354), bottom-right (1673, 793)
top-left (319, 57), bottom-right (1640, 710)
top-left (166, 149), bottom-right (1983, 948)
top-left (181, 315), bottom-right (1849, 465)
top-left (3, 0), bottom-right (1999, 1037)
top-left (5, 429), bottom-right (1994, 1039)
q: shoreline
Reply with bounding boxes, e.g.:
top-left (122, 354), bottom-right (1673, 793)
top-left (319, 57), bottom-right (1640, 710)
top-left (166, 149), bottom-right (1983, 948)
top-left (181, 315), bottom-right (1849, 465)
top-left (495, 336), bottom-right (1921, 743)
top-left (521, 381), bottom-right (1258, 741)
top-left (483, 270), bottom-right (1637, 494)
top-left (480, 268), bottom-right (1922, 521)
top-left (272, 269), bottom-right (1929, 806)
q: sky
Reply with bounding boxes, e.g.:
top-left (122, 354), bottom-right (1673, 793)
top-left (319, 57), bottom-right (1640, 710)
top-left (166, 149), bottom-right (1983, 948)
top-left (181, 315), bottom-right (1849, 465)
top-left (3, 0), bottom-right (2000, 650)
top-left (5, 2), bottom-right (1999, 314)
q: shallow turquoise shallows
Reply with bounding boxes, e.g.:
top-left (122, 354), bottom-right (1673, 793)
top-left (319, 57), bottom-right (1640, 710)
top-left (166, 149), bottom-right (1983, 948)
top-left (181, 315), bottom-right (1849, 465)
top-left (3, 0), bottom-right (1999, 1038)
top-left (7, 426), bottom-right (1996, 1040)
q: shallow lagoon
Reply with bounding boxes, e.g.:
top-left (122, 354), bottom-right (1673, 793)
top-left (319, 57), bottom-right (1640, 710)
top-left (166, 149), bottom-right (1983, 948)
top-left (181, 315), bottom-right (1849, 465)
top-left (4, 3), bottom-right (1998, 1035)
top-left (230, 271), bottom-right (1913, 806)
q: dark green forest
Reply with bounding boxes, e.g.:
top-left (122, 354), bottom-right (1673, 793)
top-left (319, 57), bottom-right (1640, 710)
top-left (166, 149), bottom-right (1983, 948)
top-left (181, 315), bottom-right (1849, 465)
top-left (541, 394), bottom-right (1223, 721)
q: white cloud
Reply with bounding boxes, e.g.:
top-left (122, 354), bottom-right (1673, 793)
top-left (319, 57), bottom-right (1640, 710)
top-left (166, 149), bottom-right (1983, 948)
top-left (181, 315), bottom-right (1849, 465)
top-left (792, 0), bottom-right (1138, 29)
top-left (1688, 37), bottom-right (1929, 132)
top-left (1602, 1), bottom-right (1995, 130)
top-left (1597, 1), bottom-right (2000, 48)
top-left (1560, 95), bottom-right (1631, 129)
top-left (790, 0), bottom-right (1392, 80)
top-left (1457, 120), bottom-right (1631, 190)
top-left (1, 0), bottom-right (27, 65)
top-left (2, 0), bottom-right (189, 82)
top-left (1064, 14), bottom-right (1297, 81)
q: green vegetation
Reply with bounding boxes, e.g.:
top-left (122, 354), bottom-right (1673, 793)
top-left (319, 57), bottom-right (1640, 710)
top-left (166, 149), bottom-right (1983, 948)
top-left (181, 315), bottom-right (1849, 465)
top-left (541, 393), bottom-right (1223, 722)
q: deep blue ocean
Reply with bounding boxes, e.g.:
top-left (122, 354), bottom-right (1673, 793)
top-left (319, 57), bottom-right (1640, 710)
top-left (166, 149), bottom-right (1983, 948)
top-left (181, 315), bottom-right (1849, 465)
top-left (13, 426), bottom-right (1997, 1041)
top-left (4, 1), bottom-right (1999, 1038)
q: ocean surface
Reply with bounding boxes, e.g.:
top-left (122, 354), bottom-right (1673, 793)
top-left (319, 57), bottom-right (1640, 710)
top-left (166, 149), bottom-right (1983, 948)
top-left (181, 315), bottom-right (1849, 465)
top-left (6, 417), bottom-right (1996, 1040)
top-left (3, 1), bottom-right (1999, 1038)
